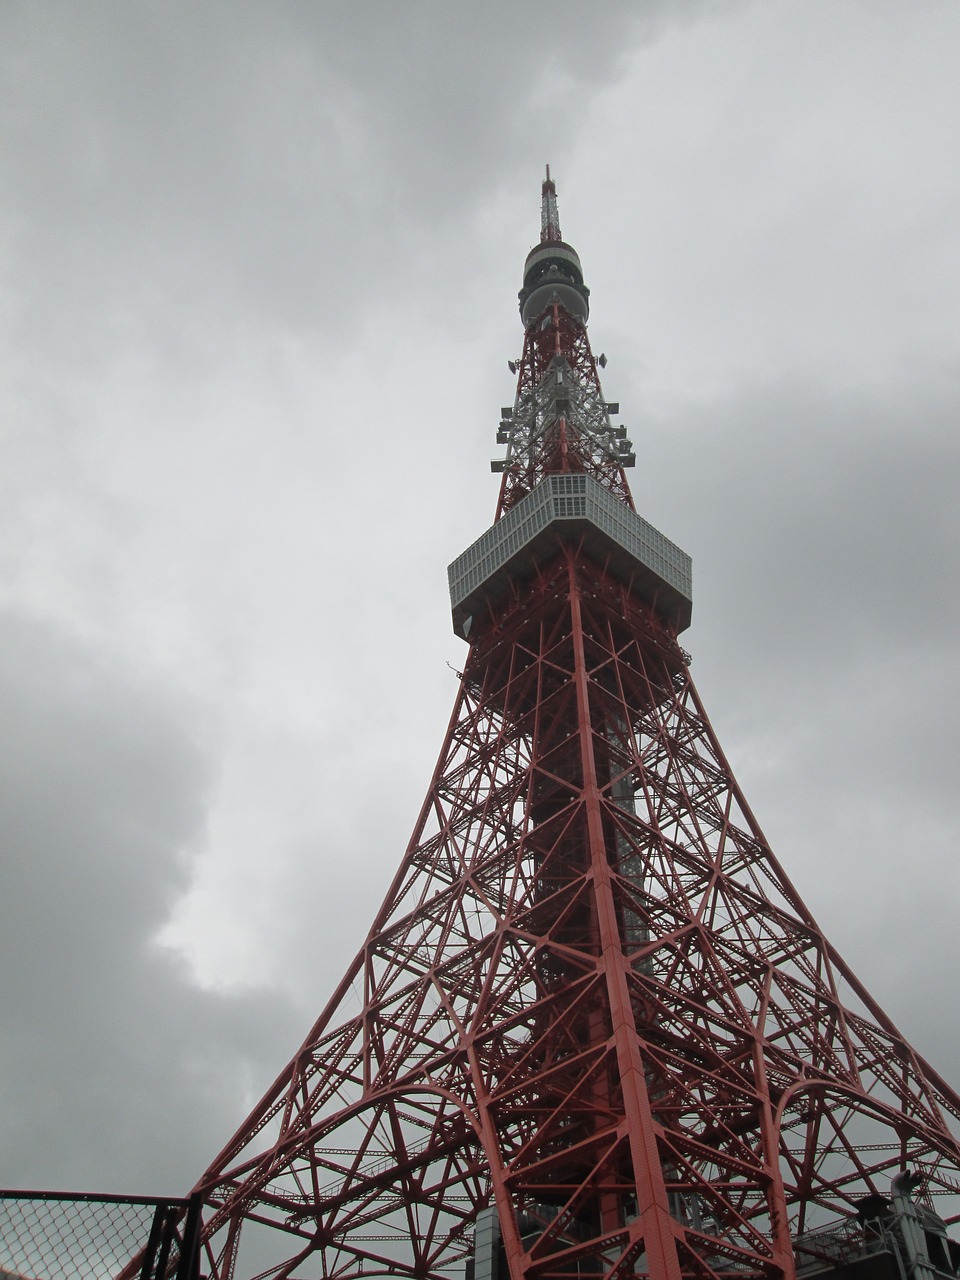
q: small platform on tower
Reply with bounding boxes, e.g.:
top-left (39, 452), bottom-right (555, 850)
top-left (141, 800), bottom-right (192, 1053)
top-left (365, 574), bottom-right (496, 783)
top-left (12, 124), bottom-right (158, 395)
top-left (448, 472), bottom-right (692, 638)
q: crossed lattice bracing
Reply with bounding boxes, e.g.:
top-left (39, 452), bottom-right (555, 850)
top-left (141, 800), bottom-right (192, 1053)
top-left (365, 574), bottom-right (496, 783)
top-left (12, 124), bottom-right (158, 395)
top-left (190, 174), bottom-right (960, 1279)
top-left (497, 308), bottom-right (633, 519)
top-left (194, 545), bottom-right (960, 1280)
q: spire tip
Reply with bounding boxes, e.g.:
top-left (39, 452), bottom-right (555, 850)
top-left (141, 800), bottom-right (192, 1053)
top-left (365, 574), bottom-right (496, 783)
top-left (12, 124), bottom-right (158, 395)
top-left (540, 165), bottom-right (561, 243)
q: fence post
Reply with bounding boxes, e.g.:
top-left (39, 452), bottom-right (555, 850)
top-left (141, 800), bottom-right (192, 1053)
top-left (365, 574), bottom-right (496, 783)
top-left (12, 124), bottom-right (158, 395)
top-left (176, 1191), bottom-right (203, 1280)
top-left (139, 1204), bottom-right (169, 1279)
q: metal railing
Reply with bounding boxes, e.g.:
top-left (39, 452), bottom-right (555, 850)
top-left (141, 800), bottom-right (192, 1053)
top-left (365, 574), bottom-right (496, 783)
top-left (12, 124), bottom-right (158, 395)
top-left (0, 1189), bottom-right (202, 1279)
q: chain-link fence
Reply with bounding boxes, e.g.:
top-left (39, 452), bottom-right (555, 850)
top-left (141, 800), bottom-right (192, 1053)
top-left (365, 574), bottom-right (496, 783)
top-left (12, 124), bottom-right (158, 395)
top-left (0, 1190), bottom-right (201, 1279)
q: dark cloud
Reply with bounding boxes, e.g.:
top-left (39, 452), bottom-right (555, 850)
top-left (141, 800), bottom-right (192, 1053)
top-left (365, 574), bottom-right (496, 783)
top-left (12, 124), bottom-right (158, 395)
top-left (0, 0), bottom-right (726, 370)
top-left (674, 372), bottom-right (960, 669)
top-left (0, 612), bottom-right (299, 1192)
top-left (0, 0), bottom-right (958, 1212)
top-left (642, 371), bottom-right (960, 1082)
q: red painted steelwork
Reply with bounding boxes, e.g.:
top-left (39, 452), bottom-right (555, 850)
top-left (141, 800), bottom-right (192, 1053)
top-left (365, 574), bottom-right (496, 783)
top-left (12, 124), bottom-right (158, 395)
top-left (190, 178), bottom-right (960, 1280)
top-left (541, 166), bottom-right (562, 245)
top-left (496, 302), bottom-right (632, 520)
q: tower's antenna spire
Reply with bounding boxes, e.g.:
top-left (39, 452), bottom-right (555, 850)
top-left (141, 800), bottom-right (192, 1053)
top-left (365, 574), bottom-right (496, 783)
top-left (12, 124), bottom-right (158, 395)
top-left (540, 162), bottom-right (561, 243)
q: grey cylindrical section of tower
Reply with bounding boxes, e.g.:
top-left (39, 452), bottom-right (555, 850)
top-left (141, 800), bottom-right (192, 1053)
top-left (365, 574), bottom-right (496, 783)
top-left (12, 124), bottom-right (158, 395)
top-left (518, 240), bottom-right (590, 326)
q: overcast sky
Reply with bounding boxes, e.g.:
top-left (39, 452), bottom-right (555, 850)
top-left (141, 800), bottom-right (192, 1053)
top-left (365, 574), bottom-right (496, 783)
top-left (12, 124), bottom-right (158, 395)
top-left (1, 0), bottom-right (959, 1199)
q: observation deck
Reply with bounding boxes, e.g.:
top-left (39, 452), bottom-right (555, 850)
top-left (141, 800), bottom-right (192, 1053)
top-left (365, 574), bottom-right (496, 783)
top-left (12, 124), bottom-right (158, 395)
top-left (448, 473), bottom-right (692, 639)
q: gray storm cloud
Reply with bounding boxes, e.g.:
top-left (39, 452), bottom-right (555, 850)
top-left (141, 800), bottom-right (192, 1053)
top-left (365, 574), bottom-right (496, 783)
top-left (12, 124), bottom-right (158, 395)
top-left (1, 0), bottom-right (958, 1198)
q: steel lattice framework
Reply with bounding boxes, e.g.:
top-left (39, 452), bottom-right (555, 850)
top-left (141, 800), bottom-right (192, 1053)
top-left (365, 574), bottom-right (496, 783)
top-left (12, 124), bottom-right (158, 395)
top-left (191, 173), bottom-right (960, 1280)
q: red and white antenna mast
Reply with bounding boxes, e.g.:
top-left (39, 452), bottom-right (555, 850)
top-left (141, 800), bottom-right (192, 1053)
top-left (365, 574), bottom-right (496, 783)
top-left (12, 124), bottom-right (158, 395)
top-left (540, 164), bottom-right (562, 242)
top-left (493, 168), bottom-right (634, 519)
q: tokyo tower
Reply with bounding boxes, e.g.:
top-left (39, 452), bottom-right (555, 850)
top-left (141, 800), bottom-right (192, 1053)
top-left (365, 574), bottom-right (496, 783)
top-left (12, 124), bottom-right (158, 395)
top-left (191, 172), bottom-right (960, 1280)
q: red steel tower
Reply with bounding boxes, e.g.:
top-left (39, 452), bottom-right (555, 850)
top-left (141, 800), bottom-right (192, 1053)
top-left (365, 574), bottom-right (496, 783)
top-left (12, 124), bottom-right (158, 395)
top-left (192, 172), bottom-right (960, 1280)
